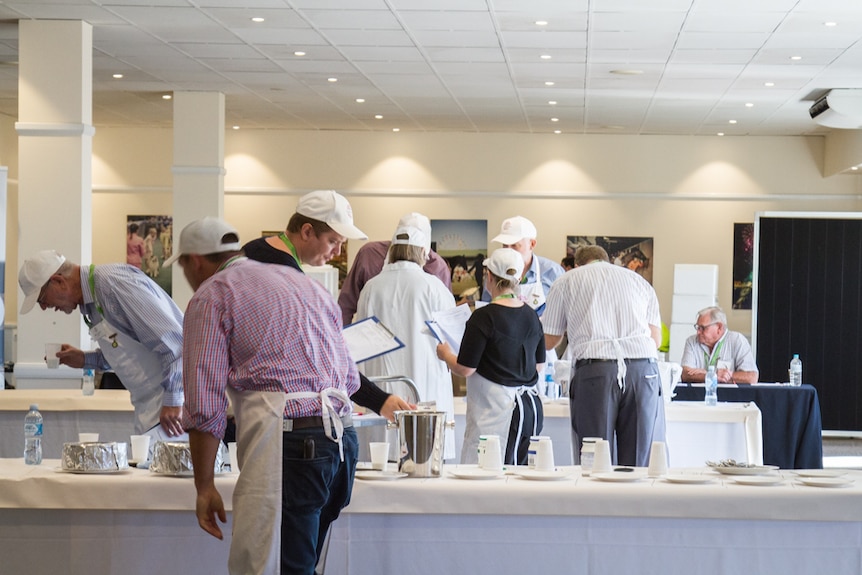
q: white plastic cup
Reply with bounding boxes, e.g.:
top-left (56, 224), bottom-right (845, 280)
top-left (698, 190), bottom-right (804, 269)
top-left (228, 442), bottom-right (239, 473)
top-left (593, 439), bottom-right (612, 474)
top-left (482, 435), bottom-right (503, 471)
top-left (369, 441), bottom-right (389, 470)
top-left (130, 434), bottom-right (151, 462)
top-left (528, 435), bottom-right (551, 469)
top-left (477, 435), bottom-right (489, 468)
top-left (534, 438), bottom-right (555, 471)
top-left (45, 343), bottom-right (61, 369)
top-left (647, 441), bottom-right (669, 477)
top-left (78, 432), bottom-right (99, 443)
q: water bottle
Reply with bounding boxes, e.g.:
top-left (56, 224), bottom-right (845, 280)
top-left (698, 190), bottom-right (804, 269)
top-left (24, 404), bottom-right (43, 465)
top-left (82, 368), bottom-right (95, 396)
top-left (789, 354), bottom-right (803, 386)
top-left (544, 361), bottom-right (558, 399)
top-left (704, 366), bottom-right (718, 406)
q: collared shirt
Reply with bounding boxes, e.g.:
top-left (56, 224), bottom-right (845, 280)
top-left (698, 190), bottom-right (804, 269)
top-left (78, 264), bottom-right (184, 406)
top-left (543, 261), bottom-right (660, 360)
top-left (338, 241), bottom-right (451, 326)
top-left (182, 258), bottom-right (360, 438)
top-left (481, 253), bottom-right (564, 316)
top-left (680, 330), bottom-right (758, 374)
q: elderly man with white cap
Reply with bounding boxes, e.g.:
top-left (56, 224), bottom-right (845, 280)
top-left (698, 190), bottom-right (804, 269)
top-left (356, 219), bottom-right (457, 458)
top-left (338, 212), bottom-right (451, 326)
top-left (241, 189), bottom-right (413, 422)
top-left (481, 215), bottom-right (564, 316)
top-left (18, 249), bottom-right (186, 437)
top-left (170, 216), bottom-right (359, 575)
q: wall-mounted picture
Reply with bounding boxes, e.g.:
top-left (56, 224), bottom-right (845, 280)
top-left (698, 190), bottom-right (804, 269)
top-left (431, 219), bottom-right (488, 298)
top-left (566, 235), bottom-right (654, 284)
top-left (732, 223), bottom-right (754, 310)
top-left (261, 230), bottom-right (348, 288)
top-left (127, 215), bottom-right (172, 295)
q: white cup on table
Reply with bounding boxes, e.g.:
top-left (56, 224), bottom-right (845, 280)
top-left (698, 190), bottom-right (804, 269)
top-left (647, 441), bottom-right (668, 477)
top-left (370, 442), bottom-right (389, 470)
top-left (78, 432), bottom-right (99, 443)
top-left (130, 434), bottom-right (151, 462)
top-left (593, 439), bottom-right (612, 475)
top-left (482, 435), bottom-right (503, 471)
top-left (534, 438), bottom-right (555, 471)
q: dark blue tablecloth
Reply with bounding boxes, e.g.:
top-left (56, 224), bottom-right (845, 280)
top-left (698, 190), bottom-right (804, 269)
top-left (672, 383), bottom-right (823, 469)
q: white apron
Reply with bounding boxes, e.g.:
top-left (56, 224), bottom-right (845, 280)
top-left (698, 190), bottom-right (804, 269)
top-left (518, 257), bottom-right (546, 311)
top-left (226, 386), bottom-right (352, 575)
top-left (460, 372), bottom-right (518, 464)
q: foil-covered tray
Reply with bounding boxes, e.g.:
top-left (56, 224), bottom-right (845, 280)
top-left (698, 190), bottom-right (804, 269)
top-left (61, 441), bottom-right (129, 472)
top-left (150, 441), bottom-right (226, 476)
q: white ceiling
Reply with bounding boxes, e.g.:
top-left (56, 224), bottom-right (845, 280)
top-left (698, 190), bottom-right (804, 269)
top-left (0, 0), bottom-right (861, 136)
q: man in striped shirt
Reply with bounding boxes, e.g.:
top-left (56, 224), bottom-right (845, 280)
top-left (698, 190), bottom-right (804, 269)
top-left (543, 245), bottom-right (665, 468)
top-left (172, 217), bottom-right (359, 575)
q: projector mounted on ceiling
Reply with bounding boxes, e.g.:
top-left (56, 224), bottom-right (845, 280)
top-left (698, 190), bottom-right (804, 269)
top-left (809, 89), bottom-right (862, 129)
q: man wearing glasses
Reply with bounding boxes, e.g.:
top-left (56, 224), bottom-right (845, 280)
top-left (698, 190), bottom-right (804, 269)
top-left (680, 306), bottom-right (759, 384)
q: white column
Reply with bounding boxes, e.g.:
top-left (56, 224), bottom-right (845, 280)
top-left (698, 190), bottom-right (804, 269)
top-left (15, 20), bottom-right (93, 388)
top-left (170, 92), bottom-right (225, 310)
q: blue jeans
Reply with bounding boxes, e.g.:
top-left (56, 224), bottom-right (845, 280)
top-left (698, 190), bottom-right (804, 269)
top-left (281, 426), bottom-right (358, 575)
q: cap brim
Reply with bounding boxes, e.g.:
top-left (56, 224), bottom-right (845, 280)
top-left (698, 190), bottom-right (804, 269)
top-left (162, 252), bottom-right (182, 267)
top-left (492, 233), bottom-right (523, 244)
top-left (330, 222), bottom-right (368, 240)
top-left (20, 291), bottom-right (39, 314)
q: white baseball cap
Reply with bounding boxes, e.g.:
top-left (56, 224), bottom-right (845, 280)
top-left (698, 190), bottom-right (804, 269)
top-left (395, 212), bottom-right (432, 251)
top-left (492, 216), bottom-right (537, 245)
top-left (296, 190), bottom-right (367, 240)
top-left (391, 224), bottom-right (428, 249)
top-left (19, 250), bottom-right (66, 314)
top-left (483, 248), bottom-right (524, 283)
top-left (163, 217), bottom-right (241, 266)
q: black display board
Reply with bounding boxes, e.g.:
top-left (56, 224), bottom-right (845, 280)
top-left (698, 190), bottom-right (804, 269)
top-left (755, 214), bottom-right (862, 431)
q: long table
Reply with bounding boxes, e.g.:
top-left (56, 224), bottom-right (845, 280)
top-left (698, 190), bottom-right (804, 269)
top-left (0, 389), bottom-right (135, 458)
top-left (672, 383), bottom-right (823, 469)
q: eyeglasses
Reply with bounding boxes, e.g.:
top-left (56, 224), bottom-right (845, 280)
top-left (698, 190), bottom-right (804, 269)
top-left (694, 322), bottom-right (718, 332)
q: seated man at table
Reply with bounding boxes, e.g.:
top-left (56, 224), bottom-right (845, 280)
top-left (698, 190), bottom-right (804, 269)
top-left (681, 306), bottom-right (758, 384)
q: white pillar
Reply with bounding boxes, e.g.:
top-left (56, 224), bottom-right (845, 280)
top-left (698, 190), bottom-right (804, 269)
top-left (15, 20), bottom-right (93, 388)
top-left (170, 92), bottom-right (225, 310)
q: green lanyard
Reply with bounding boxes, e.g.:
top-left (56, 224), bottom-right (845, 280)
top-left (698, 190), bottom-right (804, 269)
top-left (492, 293), bottom-right (516, 301)
top-left (217, 255), bottom-right (245, 272)
top-left (703, 338), bottom-right (725, 368)
top-left (278, 233), bottom-right (301, 267)
top-left (84, 264), bottom-right (104, 328)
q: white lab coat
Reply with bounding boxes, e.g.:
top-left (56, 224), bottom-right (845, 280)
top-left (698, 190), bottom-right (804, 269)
top-left (357, 261), bottom-right (456, 459)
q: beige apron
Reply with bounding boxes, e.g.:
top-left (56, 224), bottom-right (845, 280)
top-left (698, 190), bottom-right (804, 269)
top-left (461, 372), bottom-right (518, 464)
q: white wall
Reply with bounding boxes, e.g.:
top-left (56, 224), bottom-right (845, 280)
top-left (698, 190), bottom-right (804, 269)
top-left (4, 126), bottom-right (862, 342)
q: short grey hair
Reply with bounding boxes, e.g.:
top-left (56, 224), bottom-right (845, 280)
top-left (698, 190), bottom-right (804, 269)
top-left (697, 306), bottom-right (727, 326)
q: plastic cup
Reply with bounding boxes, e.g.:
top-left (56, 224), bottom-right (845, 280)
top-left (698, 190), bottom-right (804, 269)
top-left (647, 441), bottom-right (669, 477)
top-left (593, 439), bottom-right (612, 474)
top-left (228, 442), bottom-right (239, 473)
top-left (370, 442), bottom-right (389, 470)
top-left (482, 435), bottom-right (503, 471)
top-left (534, 438), bottom-right (555, 471)
top-left (78, 432), bottom-right (99, 443)
top-left (130, 434), bottom-right (151, 462)
top-left (45, 343), bottom-right (61, 369)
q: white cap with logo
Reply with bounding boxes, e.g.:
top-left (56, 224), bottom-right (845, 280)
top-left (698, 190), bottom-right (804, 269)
top-left (483, 248), bottom-right (524, 283)
top-left (492, 216), bottom-right (537, 245)
top-left (296, 190), bottom-right (367, 240)
top-left (19, 250), bottom-right (66, 314)
top-left (163, 217), bottom-right (241, 266)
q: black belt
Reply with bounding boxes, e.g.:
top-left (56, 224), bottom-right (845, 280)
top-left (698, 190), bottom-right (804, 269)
top-left (575, 358), bottom-right (656, 368)
top-left (283, 414), bottom-right (353, 432)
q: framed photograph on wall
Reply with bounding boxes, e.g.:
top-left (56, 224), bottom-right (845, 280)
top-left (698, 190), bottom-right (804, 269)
top-left (431, 219), bottom-right (488, 298)
top-left (566, 235), bottom-right (654, 284)
top-left (732, 223), bottom-right (754, 310)
top-left (127, 215), bottom-right (172, 295)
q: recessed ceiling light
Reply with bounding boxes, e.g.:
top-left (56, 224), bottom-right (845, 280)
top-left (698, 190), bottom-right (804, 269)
top-left (717, 132), bottom-right (725, 136)
top-left (232, 125), bottom-right (240, 130)
top-left (112, 73), bottom-right (123, 79)
top-left (610, 69), bottom-right (644, 75)
top-left (824, 22), bottom-right (838, 27)
top-left (374, 115), bottom-right (383, 119)
top-left (851, 166), bottom-right (858, 170)
top-left (535, 20), bottom-right (548, 26)
top-left (294, 51), bottom-right (306, 57)
top-left (251, 17), bottom-right (265, 23)
top-left (544, 81), bottom-right (555, 86)
top-left (392, 128), bottom-right (400, 132)
top-left (728, 119), bottom-right (737, 124)
top-left (550, 117), bottom-right (559, 122)
top-left (548, 100), bottom-right (557, 105)
top-left (162, 94), bottom-right (172, 100)
top-left (745, 102), bottom-right (754, 108)
top-left (790, 55), bottom-right (802, 61)
top-left (554, 130), bottom-right (562, 134)
top-left (540, 54), bottom-right (552, 60)
top-left (328, 77), bottom-right (338, 82)
top-left (355, 98), bottom-right (365, 103)
top-left (764, 82), bottom-right (775, 87)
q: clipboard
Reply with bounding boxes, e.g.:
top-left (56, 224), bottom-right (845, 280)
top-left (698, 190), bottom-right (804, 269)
top-left (342, 316), bottom-right (405, 363)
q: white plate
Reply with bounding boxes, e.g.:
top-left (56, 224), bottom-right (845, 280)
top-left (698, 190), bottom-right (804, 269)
top-left (792, 469), bottom-right (847, 478)
top-left (710, 465), bottom-right (779, 476)
top-left (355, 470), bottom-right (408, 481)
top-left (663, 474), bottom-right (716, 485)
top-left (796, 477), bottom-right (854, 488)
top-left (592, 471), bottom-right (647, 483)
top-left (732, 476), bottom-right (786, 486)
top-left (449, 468), bottom-right (505, 480)
top-left (515, 468), bottom-right (575, 481)
top-left (56, 466), bottom-right (130, 474)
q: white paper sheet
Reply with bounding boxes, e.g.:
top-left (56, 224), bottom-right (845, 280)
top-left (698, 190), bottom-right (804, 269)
top-left (342, 316), bottom-right (405, 363)
top-left (426, 303), bottom-right (474, 354)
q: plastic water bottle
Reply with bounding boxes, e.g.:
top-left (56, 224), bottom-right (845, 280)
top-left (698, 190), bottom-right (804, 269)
top-left (544, 362), bottom-right (558, 399)
top-left (704, 366), bottom-right (718, 406)
top-left (789, 354), bottom-right (803, 386)
top-left (82, 368), bottom-right (95, 396)
top-left (24, 404), bottom-right (43, 465)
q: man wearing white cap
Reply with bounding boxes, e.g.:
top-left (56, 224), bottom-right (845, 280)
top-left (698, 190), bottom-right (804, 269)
top-left (18, 249), bottom-right (185, 437)
top-left (173, 217), bottom-right (359, 575)
top-left (241, 190), bottom-right (413, 421)
top-left (338, 212), bottom-right (451, 326)
top-left (482, 215), bottom-right (564, 316)
top-left (356, 221), bottom-right (457, 458)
